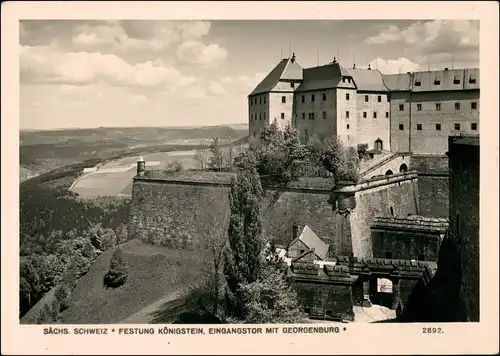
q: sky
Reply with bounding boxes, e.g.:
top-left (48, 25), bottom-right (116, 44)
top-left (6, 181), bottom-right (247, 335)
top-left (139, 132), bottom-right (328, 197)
top-left (19, 19), bottom-right (479, 130)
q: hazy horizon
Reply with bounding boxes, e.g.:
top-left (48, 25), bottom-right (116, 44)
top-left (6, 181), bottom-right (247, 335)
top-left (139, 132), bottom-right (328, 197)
top-left (19, 122), bottom-right (249, 132)
top-left (20, 20), bottom-right (479, 130)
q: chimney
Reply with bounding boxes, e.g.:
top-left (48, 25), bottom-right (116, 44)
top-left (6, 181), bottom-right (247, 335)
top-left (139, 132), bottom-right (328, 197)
top-left (291, 52), bottom-right (296, 63)
top-left (368, 64), bottom-right (371, 70)
top-left (333, 57), bottom-right (337, 63)
top-left (137, 156), bottom-right (146, 177)
top-left (353, 63), bottom-right (356, 69)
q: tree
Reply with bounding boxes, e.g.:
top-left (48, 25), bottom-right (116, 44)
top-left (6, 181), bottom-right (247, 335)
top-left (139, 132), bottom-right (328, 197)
top-left (167, 160), bottom-right (183, 172)
top-left (49, 299), bottom-right (60, 321)
top-left (253, 120), bottom-right (307, 184)
top-left (223, 151), bottom-right (264, 319)
top-left (209, 137), bottom-right (224, 171)
top-left (321, 136), bottom-right (344, 176)
top-left (321, 136), bottom-right (360, 183)
top-left (340, 146), bottom-right (360, 182)
top-left (305, 134), bottom-right (327, 176)
top-left (61, 261), bottom-right (78, 289)
top-left (103, 247), bottom-right (128, 288)
top-left (194, 144), bottom-right (209, 171)
top-left (281, 124), bottom-right (307, 183)
top-left (198, 186), bottom-right (231, 315)
top-left (239, 264), bottom-right (304, 324)
top-left (36, 304), bottom-right (51, 324)
top-left (20, 260), bottom-right (42, 314)
top-left (54, 283), bottom-right (71, 312)
top-left (357, 143), bottom-right (369, 160)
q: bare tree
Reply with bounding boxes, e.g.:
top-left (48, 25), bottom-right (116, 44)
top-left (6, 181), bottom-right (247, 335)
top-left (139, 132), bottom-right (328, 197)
top-left (194, 141), bottom-right (209, 171)
top-left (197, 185), bottom-right (231, 315)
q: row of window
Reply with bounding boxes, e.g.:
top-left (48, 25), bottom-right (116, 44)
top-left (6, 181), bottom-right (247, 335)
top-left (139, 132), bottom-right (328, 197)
top-left (252, 94), bottom-right (477, 107)
top-left (300, 93), bottom-right (328, 103)
top-left (297, 93), bottom-right (386, 103)
top-left (362, 111), bottom-right (389, 119)
top-left (250, 112), bottom-right (268, 121)
top-left (398, 123), bottom-right (478, 131)
top-left (398, 102), bottom-right (478, 112)
top-left (250, 96), bottom-right (267, 106)
top-left (364, 95), bottom-right (384, 103)
top-left (414, 76), bottom-right (476, 87)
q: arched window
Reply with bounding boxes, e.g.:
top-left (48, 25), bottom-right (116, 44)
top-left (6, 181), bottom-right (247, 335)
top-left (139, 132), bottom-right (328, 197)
top-left (385, 170), bottom-right (393, 176)
top-left (374, 139), bottom-right (383, 150)
top-left (399, 163), bottom-right (408, 173)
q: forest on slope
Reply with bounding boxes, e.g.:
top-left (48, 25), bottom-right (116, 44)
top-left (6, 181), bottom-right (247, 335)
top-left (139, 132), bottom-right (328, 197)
top-left (19, 172), bottom-right (131, 320)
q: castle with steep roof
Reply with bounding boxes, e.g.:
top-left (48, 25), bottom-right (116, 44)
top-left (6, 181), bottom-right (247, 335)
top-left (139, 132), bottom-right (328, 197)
top-left (248, 54), bottom-right (479, 155)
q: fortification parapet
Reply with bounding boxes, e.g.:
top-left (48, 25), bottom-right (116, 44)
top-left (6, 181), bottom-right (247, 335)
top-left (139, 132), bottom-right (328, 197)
top-left (290, 262), bottom-right (320, 275)
top-left (330, 171), bottom-right (419, 214)
top-left (323, 264), bottom-right (350, 277)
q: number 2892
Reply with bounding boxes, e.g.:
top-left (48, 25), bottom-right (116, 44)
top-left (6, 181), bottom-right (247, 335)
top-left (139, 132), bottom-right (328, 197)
top-left (422, 327), bottom-right (443, 334)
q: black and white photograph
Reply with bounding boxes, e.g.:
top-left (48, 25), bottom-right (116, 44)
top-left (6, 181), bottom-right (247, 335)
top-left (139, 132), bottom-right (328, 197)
top-left (2, 2), bottom-right (499, 354)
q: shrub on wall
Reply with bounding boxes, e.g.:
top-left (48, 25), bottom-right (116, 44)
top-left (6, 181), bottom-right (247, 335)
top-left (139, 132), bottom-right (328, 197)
top-left (167, 160), bottom-right (183, 172)
top-left (103, 248), bottom-right (128, 289)
top-left (54, 284), bottom-right (71, 312)
top-left (357, 143), bottom-right (369, 160)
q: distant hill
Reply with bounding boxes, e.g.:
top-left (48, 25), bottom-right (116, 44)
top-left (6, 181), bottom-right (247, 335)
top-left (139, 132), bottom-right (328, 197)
top-left (20, 125), bottom-right (248, 146)
top-left (21, 239), bottom-right (206, 324)
top-left (19, 124), bottom-right (249, 181)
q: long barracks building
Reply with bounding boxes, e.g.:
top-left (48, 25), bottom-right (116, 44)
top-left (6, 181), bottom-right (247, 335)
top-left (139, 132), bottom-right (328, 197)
top-left (248, 53), bottom-right (479, 155)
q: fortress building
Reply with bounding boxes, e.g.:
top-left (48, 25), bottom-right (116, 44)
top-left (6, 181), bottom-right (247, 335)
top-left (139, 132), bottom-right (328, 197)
top-left (248, 54), bottom-right (479, 155)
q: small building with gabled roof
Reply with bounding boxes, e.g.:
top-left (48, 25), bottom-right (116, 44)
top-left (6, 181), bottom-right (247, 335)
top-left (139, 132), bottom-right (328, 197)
top-left (287, 224), bottom-right (330, 261)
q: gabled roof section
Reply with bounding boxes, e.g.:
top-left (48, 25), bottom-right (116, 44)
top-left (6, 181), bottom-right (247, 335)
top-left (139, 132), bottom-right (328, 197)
top-left (291, 249), bottom-right (315, 263)
top-left (345, 68), bottom-right (389, 92)
top-left (249, 57), bottom-right (303, 96)
top-left (339, 64), bottom-right (351, 77)
top-left (281, 58), bottom-right (303, 81)
top-left (382, 73), bottom-right (411, 91)
top-left (292, 225), bottom-right (329, 261)
top-left (295, 63), bottom-right (342, 92)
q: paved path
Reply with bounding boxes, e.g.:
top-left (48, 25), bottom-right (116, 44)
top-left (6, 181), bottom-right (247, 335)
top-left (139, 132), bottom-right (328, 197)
top-left (118, 291), bottom-right (181, 324)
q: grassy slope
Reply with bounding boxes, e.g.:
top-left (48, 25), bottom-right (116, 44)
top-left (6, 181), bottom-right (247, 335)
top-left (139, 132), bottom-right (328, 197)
top-left (21, 239), bottom-right (206, 324)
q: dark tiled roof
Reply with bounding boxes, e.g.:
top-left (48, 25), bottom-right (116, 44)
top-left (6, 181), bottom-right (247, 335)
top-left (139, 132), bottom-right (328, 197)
top-left (249, 57), bottom-right (303, 96)
top-left (382, 68), bottom-right (480, 92)
top-left (371, 215), bottom-right (449, 233)
top-left (295, 64), bottom-right (339, 92)
top-left (345, 68), bottom-right (389, 92)
top-left (382, 73), bottom-right (411, 91)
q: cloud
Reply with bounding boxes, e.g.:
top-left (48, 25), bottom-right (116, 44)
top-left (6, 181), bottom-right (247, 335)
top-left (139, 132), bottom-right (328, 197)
top-left (20, 45), bottom-right (197, 88)
top-left (208, 81), bottom-right (226, 95)
top-left (176, 40), bottom-right (228, 65)
top-left (178, 21), bottom-right (211, 40)
top-left (72, 20), bottom-right (213, 53)
top-left (365, 20), bottom-right (479, 56)
top-left (220, 72), bottom-right (267, 90)
top-left (369, 57), bottom-right (420, 75)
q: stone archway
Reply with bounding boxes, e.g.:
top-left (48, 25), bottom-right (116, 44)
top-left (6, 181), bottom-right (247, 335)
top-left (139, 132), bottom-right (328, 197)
top-left (385, 170), bottom-right (393, 176)
top-left (399, 163), bottom-right (408, 173)
top-left (374, 139), bottom-right (383, 151)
